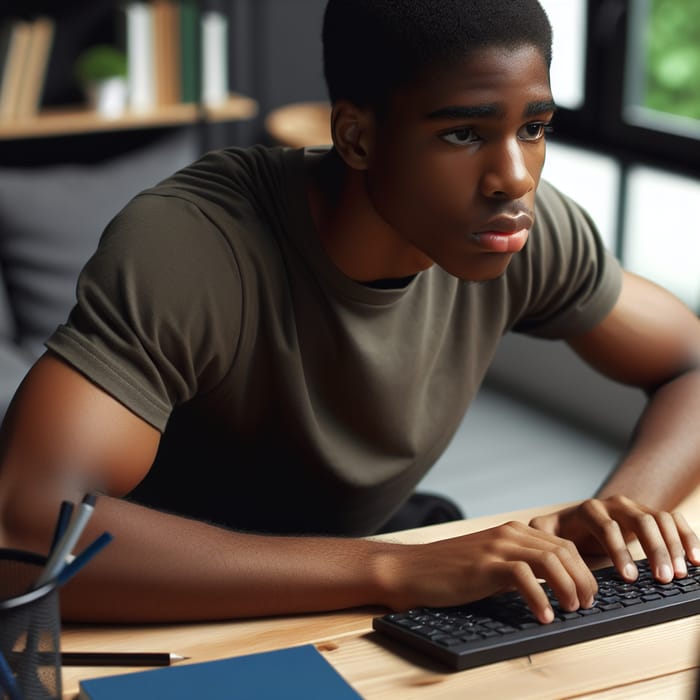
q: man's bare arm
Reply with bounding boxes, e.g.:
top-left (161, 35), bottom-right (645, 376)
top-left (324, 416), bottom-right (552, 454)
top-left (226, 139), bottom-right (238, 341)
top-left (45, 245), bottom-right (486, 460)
top-left (0, 354), bottom-right (599, 624)
top-left (0, 354), bottom-right (388, 621)
top-left (531, 271), bottom-right (700, 580)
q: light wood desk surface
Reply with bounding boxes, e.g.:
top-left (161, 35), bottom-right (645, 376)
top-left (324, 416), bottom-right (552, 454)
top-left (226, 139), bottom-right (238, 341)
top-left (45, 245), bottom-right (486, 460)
top-left (60, 489), bottom-right (700, 699)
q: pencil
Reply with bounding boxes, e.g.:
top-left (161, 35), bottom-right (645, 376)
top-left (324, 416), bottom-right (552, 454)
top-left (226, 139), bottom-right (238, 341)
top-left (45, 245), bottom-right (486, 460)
top-left (61, 652), bottom-right (188, 667)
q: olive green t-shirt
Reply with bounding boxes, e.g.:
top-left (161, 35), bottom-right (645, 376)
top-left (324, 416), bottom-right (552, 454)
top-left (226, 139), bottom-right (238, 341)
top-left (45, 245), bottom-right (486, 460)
top-left (47, 145), bottom-right (622, 535)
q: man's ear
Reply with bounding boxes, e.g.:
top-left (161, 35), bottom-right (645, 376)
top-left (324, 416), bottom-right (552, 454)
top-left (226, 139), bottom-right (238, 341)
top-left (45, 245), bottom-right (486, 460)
top-left (331, 101), bottom-right (375, 170)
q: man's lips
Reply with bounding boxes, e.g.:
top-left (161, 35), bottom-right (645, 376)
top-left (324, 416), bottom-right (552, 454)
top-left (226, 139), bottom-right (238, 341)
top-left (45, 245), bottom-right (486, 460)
top-left (471, 213), bottom-right (534, 253)
top-left (472, 228), bottom-right (529, 253)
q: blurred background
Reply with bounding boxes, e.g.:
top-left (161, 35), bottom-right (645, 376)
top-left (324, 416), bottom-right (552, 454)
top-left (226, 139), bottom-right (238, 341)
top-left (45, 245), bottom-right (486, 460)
top-left (0, 0), bottom-right (698, 517)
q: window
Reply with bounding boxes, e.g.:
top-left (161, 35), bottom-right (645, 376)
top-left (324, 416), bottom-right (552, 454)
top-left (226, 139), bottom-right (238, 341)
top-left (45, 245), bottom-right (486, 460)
top-left (623, 167), bottom-right (700, 309)
top-left (624, 0), bottom-right (700, 140)
top-left (539, 0), bottom-right (588, 110)
top-left (539, 0), bottom-right (700, 312)
top-left (542, 142), bottom-right (619, 253)
top-left (539, 1), bottom-right (621, 254)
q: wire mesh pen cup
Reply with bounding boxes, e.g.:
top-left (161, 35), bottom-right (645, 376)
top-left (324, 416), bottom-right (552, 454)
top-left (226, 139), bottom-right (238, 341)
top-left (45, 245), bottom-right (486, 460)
top-left (0, 549), bottom-right (61, 700)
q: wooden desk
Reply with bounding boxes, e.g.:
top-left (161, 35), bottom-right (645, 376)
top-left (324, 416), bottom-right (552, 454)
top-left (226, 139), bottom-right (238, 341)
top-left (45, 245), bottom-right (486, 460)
top-left (61, 490), bottom-right (700, 699)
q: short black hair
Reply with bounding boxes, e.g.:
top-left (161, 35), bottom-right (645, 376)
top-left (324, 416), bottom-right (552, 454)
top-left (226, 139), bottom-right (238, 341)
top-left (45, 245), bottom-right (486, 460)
top-left (322, 0), bottom-right (553, 112)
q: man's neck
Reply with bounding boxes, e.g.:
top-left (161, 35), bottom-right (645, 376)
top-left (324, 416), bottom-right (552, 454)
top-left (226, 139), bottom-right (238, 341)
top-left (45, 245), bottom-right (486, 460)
top-left (306, 150), bottom-right (433, 282)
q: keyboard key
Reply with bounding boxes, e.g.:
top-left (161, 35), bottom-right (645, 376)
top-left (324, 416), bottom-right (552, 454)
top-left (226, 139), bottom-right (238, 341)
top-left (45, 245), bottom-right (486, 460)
top-left (460, 632), bottom-right (480, 642)
top-left (434, 636), bottom-right (462, 646)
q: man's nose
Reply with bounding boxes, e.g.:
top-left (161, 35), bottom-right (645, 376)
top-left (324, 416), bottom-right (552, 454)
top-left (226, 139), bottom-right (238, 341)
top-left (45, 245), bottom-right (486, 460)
top-left (479, 139), bottom-right (536, 200)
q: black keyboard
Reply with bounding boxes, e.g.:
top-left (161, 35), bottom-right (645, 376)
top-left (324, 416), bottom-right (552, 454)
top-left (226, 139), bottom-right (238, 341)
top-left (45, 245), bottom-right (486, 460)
top-left (372, 559), bottom-right (700, 670)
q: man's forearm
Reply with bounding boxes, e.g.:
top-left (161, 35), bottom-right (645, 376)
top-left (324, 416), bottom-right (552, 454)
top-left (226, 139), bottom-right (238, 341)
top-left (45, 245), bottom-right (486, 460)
top-left (3, 492), bottom-right (393, 622)
top-left (596, 369), bottom-right (700, 509)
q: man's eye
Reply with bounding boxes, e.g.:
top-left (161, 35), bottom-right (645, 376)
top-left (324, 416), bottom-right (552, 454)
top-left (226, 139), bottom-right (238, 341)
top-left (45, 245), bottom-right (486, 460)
top-left (441, 128), bottom-right (480, 146)
top-left (520, 121), bottom-right (554, 141)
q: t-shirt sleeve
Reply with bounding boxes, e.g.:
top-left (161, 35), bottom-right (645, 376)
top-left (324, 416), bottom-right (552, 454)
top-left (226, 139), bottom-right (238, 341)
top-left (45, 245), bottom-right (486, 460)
top-left (508, 180), bottom-right (623, 339)
top-left (46, 193), bottom-right (243, 432)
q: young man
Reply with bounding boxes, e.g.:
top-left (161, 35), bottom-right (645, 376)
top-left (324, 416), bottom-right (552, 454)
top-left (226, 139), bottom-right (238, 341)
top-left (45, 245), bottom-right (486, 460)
top-left (2, 0), bottom-right (700, 626)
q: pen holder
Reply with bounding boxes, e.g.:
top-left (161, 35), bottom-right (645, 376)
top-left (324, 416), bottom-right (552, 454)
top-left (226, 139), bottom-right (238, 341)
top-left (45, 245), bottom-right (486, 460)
top-left (0, 549), bottom-right (61, 700)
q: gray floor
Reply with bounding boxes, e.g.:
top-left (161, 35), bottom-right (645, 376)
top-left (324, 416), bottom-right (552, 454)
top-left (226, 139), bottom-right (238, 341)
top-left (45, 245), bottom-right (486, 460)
top-left (417, 386), bottom-right (625, 519)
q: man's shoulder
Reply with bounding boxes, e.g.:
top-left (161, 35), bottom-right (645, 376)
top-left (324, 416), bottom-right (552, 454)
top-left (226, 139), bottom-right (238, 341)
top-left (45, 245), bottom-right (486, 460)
top-left (117, 145), bottom-right (307, 240)
top-left (148, 144), bottom-right (304, 199)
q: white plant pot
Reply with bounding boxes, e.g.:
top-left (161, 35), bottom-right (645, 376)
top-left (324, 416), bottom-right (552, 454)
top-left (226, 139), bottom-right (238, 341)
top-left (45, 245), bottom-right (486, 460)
top-left (86, 77), bottom-right (128, 119)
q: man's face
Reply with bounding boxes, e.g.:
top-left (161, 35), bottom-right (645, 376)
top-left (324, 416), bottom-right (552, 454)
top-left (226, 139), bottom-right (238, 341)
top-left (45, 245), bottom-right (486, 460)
top-left (365, 44), bottom-right (555, 282)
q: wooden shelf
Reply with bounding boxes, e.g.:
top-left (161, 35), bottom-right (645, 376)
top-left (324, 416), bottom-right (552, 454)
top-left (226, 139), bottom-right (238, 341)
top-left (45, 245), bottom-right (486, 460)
top-left (0, 93), bottom-right (258, 140)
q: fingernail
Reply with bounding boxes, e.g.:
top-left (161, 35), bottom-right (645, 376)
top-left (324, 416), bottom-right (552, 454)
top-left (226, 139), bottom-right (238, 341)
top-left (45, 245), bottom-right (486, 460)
top-left (623, 562), bottom-right (637, 580)
top-left (675, 557), bottom-right (688, 577)
top-left (542, 607), bottom-right (554, 624)
top-left (658, 564), bottom-right (673, 581)
top-left (692, 548), bottom-right (700, 563)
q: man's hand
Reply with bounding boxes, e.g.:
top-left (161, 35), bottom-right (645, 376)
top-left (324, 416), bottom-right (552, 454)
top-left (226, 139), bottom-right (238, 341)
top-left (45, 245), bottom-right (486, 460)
top-left (529, 495), bottom-right (700, 583)
top-left (381, 520), bottom-right (598, 624)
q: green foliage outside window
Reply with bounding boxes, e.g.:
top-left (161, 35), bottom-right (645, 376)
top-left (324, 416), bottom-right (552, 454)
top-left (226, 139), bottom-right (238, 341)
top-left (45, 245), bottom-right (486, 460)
top-left (646, 0), bottom-right (700, 120)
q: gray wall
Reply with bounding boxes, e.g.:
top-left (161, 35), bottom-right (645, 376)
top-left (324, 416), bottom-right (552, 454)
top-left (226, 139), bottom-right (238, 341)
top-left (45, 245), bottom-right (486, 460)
top-left (229, 0), bottom-right (328, 146)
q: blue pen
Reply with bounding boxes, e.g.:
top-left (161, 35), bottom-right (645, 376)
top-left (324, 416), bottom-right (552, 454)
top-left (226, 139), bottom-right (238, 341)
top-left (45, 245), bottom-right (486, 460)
top-left (35, 492), bottom-right (98, 588)
top-left (0, 649), bottom-right (22, 700)
top-left (49, 500), bottom-right (74, 556)
top-left (57, 532), bottom-right (113, 587)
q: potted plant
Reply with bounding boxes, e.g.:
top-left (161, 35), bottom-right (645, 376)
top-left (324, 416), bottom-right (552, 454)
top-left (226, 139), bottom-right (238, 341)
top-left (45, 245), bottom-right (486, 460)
top-left (74, 45), bottom-right (128, 118)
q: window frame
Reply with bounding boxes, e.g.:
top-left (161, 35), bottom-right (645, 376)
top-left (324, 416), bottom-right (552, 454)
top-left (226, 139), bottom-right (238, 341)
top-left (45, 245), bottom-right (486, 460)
top-left (551, 0), bottom-right (700, 180)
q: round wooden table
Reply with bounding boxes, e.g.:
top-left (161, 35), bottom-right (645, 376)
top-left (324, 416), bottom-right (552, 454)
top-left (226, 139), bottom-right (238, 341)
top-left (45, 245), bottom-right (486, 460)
top-left (264, 101), bottom-right (332, 147)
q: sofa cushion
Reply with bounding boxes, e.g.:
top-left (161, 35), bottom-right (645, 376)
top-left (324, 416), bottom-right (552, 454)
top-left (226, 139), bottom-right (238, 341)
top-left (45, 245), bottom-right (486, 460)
top-left (0, 340), bottom-right (35, 418)
top-left (0, 129), bottom-right (198, 417)
top-left (0, 130), bottom-right (198, 359)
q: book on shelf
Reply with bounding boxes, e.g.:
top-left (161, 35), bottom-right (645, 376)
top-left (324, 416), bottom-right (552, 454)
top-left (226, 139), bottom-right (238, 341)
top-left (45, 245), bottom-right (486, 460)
top-left (152, 0), bottom-right (181, 106)
top-left (124, 0), bottom-right (156, 112)
top-left (200, 0), bottom-right (229, 106)
top-left (0, 17), bottom-right (33, 121)
top-left (179, 0), bottom-right (200, 103)
top-left (78, 644), bottom-right (363, 700)
top-left (14, 15), bottom-right (55, 119)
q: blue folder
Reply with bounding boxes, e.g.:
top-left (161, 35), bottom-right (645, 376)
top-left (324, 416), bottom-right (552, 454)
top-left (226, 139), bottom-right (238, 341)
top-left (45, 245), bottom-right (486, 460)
top-left (78, 643), bottom-right (363, 699)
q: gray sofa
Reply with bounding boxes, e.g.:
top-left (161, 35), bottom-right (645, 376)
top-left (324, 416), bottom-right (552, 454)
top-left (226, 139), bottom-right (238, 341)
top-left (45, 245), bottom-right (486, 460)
top-left (0, 130), bottom-right (198, 420)
top-left (486, 333), bottom-right (645, 448)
